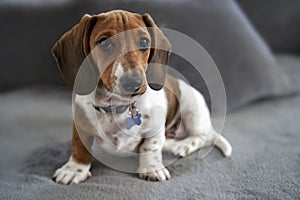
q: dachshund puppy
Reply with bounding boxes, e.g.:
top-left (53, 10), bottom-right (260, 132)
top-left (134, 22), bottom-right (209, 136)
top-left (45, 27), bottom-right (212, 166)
top-left (52, 10), bottom-right (232, 184)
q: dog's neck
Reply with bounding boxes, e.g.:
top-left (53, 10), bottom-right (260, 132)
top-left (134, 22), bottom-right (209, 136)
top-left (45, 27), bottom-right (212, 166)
top-left (95, 86), bottom-right (138, 107)
top-left (93, 103), bottom-right (130, 114)
top-left (93, 87), bottom-right (139, 114)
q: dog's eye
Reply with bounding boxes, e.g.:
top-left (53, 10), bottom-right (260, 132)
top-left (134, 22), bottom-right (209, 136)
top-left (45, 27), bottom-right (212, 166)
top-left (97, 38), bottom-right (113, 51)
top-left (139, 38), bottom-right (150, 51)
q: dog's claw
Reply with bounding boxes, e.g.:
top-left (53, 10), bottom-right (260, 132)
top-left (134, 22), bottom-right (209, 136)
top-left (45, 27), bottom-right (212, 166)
top-left (53, 158), bottom-right (91, 185)
top-left (138, 166), bottom-right (171, 181)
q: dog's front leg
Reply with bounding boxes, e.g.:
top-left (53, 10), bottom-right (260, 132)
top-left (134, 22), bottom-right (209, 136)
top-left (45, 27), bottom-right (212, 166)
top-left (53, 123), bottom-right (93, 184)
top-left (137, 130), bottom-right (170, 181)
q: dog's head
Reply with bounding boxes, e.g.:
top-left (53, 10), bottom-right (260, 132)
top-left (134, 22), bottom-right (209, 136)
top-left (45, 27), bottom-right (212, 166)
top-left (52, 10), bottom-right (171, 100)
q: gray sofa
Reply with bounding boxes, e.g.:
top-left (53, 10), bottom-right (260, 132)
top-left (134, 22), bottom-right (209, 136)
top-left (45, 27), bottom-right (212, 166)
top-left (0, 0), bottom-right (300, 199)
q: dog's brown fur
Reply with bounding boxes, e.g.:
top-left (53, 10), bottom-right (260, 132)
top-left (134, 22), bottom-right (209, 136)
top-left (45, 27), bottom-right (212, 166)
top-left (71, 123), bottom-right (92, 165)
top-left (52, 10), bottom-right (232, 185)
top-left (52, 10), bottom-right (178, 168)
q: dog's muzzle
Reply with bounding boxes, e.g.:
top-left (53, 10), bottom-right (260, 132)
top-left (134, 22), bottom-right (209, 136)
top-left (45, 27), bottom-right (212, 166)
top-left (120, 74), bottom-right (143, 93)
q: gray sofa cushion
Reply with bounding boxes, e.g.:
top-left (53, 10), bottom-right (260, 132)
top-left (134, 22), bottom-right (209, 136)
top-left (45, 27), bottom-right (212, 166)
top-left (275, 54), bottom-right (300, 93)
top-left (0, 0), bottom-right (292, 112)
top-left (1, 82), bottom-right (300, 199)
top-left (237, 0), bottom-right (300, 54)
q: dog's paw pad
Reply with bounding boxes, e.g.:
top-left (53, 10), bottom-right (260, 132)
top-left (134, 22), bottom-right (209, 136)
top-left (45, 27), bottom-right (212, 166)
top-left (53, 159), bottom-right (91, 185)
top-left (138, 166), bottom-right (171, 181)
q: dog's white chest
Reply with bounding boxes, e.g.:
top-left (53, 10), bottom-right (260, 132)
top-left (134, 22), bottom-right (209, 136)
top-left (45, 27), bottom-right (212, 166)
top-left (94, 112), bottom-right (144, 155)
top-left (74, 87), bottom-right (168, 157)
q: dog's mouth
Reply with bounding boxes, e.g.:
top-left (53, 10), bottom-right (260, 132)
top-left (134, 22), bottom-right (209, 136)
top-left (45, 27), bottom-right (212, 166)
top-left (114, 89), bottom-right (145, 98)
top-left (95, 86), bottom-right (139, 107)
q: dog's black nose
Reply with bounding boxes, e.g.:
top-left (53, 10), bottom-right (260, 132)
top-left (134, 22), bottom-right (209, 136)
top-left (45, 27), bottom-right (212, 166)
top-left (120, 75), bottom-right (143, 93)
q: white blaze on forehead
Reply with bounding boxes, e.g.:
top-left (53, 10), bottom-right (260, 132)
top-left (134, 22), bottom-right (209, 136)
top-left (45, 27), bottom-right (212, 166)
top-left (113, 62), bottom-right (124, 81)
top-left (111, 62), bottom-right (125, 91)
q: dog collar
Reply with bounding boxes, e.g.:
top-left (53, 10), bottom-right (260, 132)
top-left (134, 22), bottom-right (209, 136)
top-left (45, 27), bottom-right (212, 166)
top-left (93, 104), bottom-right (130, 114)
top-left (93, 102), bottom-right (142, 129)
top-left (126, 102), bottom-right (142, 129)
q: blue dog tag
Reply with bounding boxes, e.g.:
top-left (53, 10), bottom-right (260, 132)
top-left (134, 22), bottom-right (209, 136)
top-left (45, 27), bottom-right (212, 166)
top-left (126, 113), bottom-right (142, 129)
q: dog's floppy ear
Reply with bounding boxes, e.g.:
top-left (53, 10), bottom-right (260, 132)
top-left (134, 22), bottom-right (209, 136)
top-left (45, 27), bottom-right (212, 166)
top-left (51, 14), bottom-right (98, 95)
top-left (143, 13), bottom-right (171, 90)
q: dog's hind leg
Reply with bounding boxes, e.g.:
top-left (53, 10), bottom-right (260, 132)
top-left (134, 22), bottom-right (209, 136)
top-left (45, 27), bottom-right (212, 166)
top-left (163, 80), bottom-right (232, 157)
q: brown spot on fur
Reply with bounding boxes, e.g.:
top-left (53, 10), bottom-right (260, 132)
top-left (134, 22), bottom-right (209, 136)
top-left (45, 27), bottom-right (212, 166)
top-left (165, 76), bottom-right (181, 132)
top-left (96, 137), bottom-right (104, 144)
top-left (152, 149), bottom-right (158, 152)
top-left (71, 122), bottom-right (93, 165)
top-left (185, 147), bottom-right (190, 156)
top-left (143, 115), bottom-right (150, 119)
top-left (77, 169), bottom-right (83, 172)
top-left (191, 141), bottom-right (196, 146)
top-left (153, 140), bottom-right (157, 144)
top-left (143, 148), bottom-right (149, 152)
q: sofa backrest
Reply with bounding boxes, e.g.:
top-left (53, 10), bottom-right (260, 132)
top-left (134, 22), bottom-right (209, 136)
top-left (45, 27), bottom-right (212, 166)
top-left (0, 0), bottom-right (299, 92)
top-left (237, 0), bottom-right (300, 54)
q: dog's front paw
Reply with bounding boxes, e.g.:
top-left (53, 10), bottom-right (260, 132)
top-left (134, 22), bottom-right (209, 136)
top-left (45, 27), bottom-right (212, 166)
top-left (53, 158), bottom-right (91, 184)
top-left (138, 165), bottom-right (171, 181)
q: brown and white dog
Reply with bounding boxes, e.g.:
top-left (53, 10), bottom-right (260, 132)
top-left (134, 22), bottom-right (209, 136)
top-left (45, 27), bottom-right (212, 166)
top-left (52, 10), bottom-right (232, 184)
